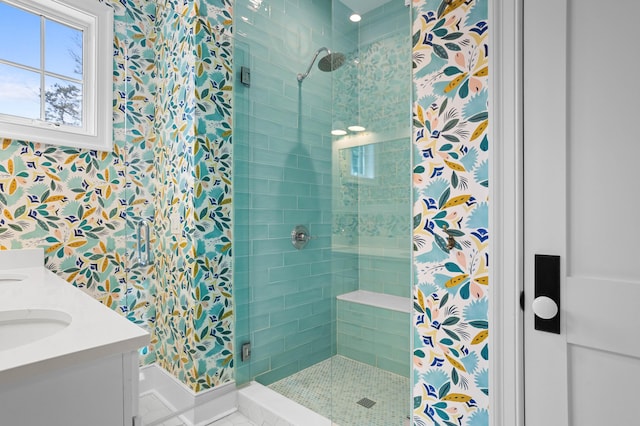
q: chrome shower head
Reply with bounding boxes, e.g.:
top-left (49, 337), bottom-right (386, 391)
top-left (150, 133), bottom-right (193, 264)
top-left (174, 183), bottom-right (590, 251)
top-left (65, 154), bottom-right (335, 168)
top-left (297, 47), bottom-right (345, 82)
top-left (318, 52), bottom-right (346, 72)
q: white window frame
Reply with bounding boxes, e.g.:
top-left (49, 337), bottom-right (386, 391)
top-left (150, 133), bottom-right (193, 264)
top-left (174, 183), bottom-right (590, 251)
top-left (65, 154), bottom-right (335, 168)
top-left (0, 0), bottom-right (113, 151)
top-left (349, 144), bottom-right (375, 179)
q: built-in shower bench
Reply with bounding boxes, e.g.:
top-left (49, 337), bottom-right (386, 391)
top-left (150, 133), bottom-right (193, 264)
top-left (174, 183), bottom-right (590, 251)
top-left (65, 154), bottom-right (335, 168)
top-left (336, 290), bottom-right (411, 377)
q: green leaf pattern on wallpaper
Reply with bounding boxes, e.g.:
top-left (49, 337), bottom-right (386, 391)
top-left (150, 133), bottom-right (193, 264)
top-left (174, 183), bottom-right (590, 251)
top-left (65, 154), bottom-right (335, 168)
top-left (0, 0), bottom-right (234, 393)
top-left (152, 0), bottom-right (234, 392)
top-left (0, 1), bottom-right (157, 320)
top-left (412, 0), bottom-right (489, 425)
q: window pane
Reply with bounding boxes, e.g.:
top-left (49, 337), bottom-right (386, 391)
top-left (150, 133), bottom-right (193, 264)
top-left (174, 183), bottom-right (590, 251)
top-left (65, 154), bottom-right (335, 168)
top-left (0, 63), bottom-right (40, 119)
top-left (350, 144), bottom-right (375, 179)
top-left (0, 2), bottom-right (40, 68)
top-left (45, 76), bottom-right (82, 127)
top-left (45, 19), bottom-right (82, 79)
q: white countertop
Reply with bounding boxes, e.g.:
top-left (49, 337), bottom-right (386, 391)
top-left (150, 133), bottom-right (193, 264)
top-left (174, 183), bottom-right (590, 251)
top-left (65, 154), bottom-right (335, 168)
top-left (0, 249), bottom-right (149, 384)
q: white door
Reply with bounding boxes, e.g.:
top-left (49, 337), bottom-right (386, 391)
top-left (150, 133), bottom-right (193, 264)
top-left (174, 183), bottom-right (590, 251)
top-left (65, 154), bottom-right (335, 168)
top-left (524, 0), bottom-right (640, 424)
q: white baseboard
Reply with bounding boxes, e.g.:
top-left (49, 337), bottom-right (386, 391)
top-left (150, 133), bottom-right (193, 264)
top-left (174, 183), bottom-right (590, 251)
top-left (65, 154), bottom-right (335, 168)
top-left (138, 367), bottom-right (333, 426)
top-left (139, 364), bottom-right (237, 426)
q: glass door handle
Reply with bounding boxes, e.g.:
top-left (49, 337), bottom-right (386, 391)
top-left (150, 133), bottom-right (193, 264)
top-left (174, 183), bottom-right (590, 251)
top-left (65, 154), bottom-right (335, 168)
top-left (137, 219), bottom-right (153, 266)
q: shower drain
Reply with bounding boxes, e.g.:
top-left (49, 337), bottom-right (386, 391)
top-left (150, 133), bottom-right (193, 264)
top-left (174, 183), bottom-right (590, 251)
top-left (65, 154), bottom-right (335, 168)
top-left (356, 397), bottom-right (376, 408)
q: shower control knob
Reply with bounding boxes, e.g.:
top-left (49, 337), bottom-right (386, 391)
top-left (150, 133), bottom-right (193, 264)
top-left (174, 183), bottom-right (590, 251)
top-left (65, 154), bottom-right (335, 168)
top-left (291, 225), bottom-right (314, 250)
top-left (294, 232), bottom-right (308, 242)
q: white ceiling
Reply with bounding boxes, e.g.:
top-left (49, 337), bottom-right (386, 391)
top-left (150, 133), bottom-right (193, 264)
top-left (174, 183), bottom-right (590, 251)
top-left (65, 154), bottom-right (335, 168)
top-left (339, 0), bottom-right (392, 15)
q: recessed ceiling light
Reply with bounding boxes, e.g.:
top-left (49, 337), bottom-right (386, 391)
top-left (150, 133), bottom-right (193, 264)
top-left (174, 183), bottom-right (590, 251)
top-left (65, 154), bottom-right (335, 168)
top-left (349, 13), bottom-right (361, 22)
top-left (348, 125), bottom-right (366, 132)
top-left (331, 129), bottom-right (348, 136)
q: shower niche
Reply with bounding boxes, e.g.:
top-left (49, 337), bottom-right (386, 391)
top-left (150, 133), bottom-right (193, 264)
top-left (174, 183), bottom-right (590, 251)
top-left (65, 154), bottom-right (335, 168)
top-left (233, 0), bottom-right (412, 425)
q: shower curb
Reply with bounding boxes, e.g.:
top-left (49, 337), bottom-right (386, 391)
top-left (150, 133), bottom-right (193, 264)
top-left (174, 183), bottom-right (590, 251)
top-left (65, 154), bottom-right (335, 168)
top-left (238, 381), bottom-right (333, 426)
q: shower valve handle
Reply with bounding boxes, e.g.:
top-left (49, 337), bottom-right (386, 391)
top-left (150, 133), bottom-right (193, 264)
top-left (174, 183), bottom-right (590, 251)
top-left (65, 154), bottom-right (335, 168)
top-left (291, 225), bottom-right (315, 250)
top-left (293, 232), bottom-right (309, 242)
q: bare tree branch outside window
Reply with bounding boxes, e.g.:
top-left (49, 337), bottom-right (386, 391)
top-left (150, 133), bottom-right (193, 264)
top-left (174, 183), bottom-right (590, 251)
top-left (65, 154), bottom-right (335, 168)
top-left (45, 83), bottom-right (81, 125)
top-left (44, 30), bottom-right (82, 127)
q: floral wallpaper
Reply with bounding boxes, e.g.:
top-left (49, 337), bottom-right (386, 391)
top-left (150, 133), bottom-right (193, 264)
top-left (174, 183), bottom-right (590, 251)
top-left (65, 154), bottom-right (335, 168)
top-left (192, 2), bottom-right (234, 388)
top-left (0, 0), bottom-right (235, 393)
top-left (0, 0), bottom-right (157, 333)
top-left (411, 0), bottom-right (489, 425)
top-left (152, 0), bottom-right (234, 392)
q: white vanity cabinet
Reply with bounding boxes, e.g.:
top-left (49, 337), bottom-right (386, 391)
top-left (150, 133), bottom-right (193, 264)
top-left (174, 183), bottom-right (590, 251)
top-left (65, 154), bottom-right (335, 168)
top-left (0, 351), bottom-right (140, 426)
top-left (0, 249), bottom-right (149, 426)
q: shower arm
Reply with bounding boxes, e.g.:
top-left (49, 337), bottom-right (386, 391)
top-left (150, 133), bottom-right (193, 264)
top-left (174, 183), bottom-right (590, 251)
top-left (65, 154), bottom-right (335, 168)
top-left (297, 47), bottom-right (329, 82)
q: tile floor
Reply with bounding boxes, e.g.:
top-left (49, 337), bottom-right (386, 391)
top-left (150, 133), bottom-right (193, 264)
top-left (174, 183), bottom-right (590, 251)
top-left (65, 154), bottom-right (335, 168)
top-left (268, 355), bottom-right (410, 426)
top-left (138, 392), bottom-right (256, 426)
top-left (207, 412), bottom-right (257, 426)
top-left (138, 392), bottom-right (185, 426)
top-left (139, 355), bottom-right (410, 426)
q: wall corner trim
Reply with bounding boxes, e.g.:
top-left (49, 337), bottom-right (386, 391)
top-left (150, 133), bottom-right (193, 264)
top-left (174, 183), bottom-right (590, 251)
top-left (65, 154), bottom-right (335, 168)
top-left (488, 0), bottom-right (525, 425)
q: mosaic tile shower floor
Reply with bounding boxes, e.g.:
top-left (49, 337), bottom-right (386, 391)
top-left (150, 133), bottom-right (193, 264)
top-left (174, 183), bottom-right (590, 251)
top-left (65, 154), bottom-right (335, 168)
top-left (268, 355), bottom-right (410, 426)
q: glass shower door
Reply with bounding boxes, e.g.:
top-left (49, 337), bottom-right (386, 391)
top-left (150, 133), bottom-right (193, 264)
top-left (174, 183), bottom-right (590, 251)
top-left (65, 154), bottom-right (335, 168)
top-left (233, 1), bottom-right (413, 425)
top-left (117, 0), bottom-right (157, 358)
top-left (329, 1), bottom-right (413, 425)
top-left (232, 0), bottom-right (339, 418)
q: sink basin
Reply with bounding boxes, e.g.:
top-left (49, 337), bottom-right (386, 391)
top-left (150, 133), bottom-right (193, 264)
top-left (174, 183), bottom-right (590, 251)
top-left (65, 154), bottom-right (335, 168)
top-left (0, 309), bottom-right (72, 351)
top-left (0, 274), bottom-right (27, 284)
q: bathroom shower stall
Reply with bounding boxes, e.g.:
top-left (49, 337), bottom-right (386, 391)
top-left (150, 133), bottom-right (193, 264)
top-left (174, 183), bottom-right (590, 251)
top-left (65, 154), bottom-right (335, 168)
top-left (233, 1), bottom-right (413, 424)
top-left (0, 0), bottom-right (492, 423)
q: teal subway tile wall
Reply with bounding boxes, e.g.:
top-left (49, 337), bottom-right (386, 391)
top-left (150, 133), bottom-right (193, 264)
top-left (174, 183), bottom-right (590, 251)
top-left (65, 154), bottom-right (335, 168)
top-left (337, 299), bottom-right (410, 377)
top-left (234, 0), bottom-right (415, 390)
top-left (331, 0), bottom-right (413, 303)
top-left (233, 0), bottom-right (349, 385)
